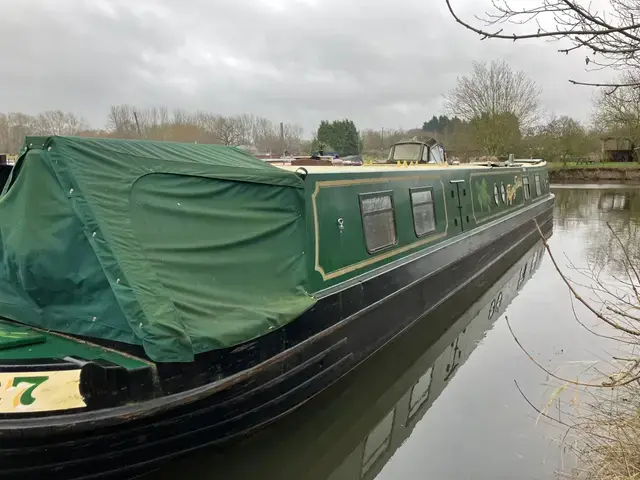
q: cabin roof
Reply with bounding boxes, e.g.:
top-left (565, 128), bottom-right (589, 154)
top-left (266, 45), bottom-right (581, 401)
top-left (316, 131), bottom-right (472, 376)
top-left (275, 161), bottom-right (545, 175)
top-left (276, 164), bottom-right (486, 174)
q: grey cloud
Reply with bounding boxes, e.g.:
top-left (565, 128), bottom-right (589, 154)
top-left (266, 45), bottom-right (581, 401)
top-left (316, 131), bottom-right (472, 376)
top-left (0, 0), bottom-right (609, 135)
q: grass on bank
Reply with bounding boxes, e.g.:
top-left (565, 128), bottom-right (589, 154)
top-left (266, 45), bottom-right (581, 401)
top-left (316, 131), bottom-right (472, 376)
top-left (565, 384), bottom-right (640, 480)
top-left (548, 162), bottom-right (640, 170)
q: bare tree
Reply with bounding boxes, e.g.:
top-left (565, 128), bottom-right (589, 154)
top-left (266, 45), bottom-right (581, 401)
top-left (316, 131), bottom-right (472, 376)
top-left (107, 105), bottom-right (138, 138)
top-left (253, 116), bottom-right (277, 152)
top-left (445, 60), bottom-right (540, 155)
top-left (35, 110), bottom-right (88, 136)
top-left (446, 0), bottom-right (640, 90)
top-left (171, 108), bottom-right (193, 126)
top-left (592, 70), bottom-right (640, 141)
top-left (471, 112), bottom-right (523, 156)
top-left (0, 110), bottom-right (87, 154)
top-left (445, 60), bottom-right (542, 127)
top-left (210, 115), bottom-right (239, 145)
top-left (282, 123), bottom-right (303, 153)
top-left (234, 114), bottom-right (258, 146)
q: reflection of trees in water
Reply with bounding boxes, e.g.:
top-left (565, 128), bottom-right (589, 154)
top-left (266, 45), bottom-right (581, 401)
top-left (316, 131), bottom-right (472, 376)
top-left (553, 188), bottom-right (640, 277)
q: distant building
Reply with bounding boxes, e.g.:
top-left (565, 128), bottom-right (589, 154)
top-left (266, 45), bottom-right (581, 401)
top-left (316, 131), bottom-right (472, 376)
top-left (600, 136), bottom-right (637, 162)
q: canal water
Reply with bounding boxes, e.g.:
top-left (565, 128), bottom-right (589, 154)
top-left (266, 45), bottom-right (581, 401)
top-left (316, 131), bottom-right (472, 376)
top-left (151, 184), bottom-right (638, 480)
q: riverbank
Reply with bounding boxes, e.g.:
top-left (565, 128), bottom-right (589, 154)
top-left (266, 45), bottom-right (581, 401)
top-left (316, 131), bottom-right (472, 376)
top-left (549, 163), bottom-right (640, 183)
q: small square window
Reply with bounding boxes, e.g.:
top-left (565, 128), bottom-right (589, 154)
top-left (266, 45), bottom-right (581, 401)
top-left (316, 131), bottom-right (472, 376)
top-left (359, 192), bottom-right (397, 253)
top-left (410, 187), bottom-right (436, 237)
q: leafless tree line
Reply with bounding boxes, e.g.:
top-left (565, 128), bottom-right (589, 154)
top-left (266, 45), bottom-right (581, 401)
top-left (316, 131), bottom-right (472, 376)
top-left (0, 110), bottom-right (89, 155)
top-left (0, 105), bottom-right (304, 155)
top-left (105, 105), bottom-right (304, 154)
top-left (446, 0), bottom-right (640, 90)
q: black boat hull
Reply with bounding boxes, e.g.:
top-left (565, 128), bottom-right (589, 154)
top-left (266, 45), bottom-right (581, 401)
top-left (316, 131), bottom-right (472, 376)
top-left (0, 196), bottom-right (554, 480)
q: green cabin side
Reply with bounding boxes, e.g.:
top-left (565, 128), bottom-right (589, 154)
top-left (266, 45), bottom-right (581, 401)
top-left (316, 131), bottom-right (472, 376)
top-left (298, 163), bottom-right (550, 294)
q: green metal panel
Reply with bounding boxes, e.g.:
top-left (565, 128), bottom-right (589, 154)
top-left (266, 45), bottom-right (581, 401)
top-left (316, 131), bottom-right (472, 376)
top-left (469, 168), bottom-right (526, 224)
top-left (304, 167), bottom-right (471, 292)
top-left (0, 320), bottom-right (45, 350)
top-left (0, 321), bottom-right (149, 370)
top-left (304, 163), bottom-right (550, 293)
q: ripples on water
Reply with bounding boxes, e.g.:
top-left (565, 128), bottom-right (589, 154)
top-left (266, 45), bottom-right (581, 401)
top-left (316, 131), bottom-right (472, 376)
top-left (149, 184), bottom-right (640, 480)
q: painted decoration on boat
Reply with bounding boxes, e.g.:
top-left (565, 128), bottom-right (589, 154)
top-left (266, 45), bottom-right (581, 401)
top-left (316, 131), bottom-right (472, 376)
top-left (470, 170), bottom-right (528, 225)
top-left (0, 370), bottom-right (86, 413)
top-left (475, 178), bottom-right (491, 212)
top-left (506, 176), bottom-right (522, 205)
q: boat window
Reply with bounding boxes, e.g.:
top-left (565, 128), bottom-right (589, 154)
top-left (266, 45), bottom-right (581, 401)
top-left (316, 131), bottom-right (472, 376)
top-left (392, 143), bottom-right (421, 161)
top-left (493, 183), bottom-right (500, 205)
top-left (500, 183), bottom-right (507, 203)
top-left (429, 146), bottom-right (444, 164)
top-left (523, 176), bottom-right (531, 200)
top-left (421, 146), bottom-right (430, 162)
top-left (408, 366), bottom-right (434, 420)
top-left (534, 174), bottom-right (542, 196)
top-left (410, 187), bottom-right (436, 237)
top-left (361, 408), bottom-right (395, 476)
top-left (359, 192), bottom-right (398, 253)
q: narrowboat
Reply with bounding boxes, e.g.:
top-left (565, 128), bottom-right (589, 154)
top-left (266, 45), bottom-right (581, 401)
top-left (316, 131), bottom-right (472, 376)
top-left (0, 136), bottom-right (554, 479)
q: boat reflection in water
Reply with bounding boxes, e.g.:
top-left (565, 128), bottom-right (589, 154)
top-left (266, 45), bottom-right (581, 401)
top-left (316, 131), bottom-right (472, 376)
top-left (598, 191), bottom-right (631, 211)
top-left (152, 239), bottom-right (546, 480)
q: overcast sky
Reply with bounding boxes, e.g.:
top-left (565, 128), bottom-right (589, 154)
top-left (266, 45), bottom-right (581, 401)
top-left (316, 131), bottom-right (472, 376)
top-left (0, 0), bottom-right (612, 134)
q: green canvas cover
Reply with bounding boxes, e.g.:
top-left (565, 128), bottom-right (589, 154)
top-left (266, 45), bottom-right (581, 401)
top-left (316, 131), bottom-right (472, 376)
top-left (0, 136), bottom-right (315, 362)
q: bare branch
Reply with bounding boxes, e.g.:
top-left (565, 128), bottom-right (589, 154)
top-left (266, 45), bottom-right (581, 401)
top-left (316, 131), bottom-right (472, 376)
top-left (569, 79), bottom-right (640, 89)
top-left (446, 0), bottom-right (640, 88)
top-left (446, 0), bottom-right (640, 41)
top-left (534, 219), bottom-right (640, 337)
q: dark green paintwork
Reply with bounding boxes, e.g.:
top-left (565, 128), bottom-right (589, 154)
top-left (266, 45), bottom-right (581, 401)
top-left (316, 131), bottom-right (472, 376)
top-left (302, 163), bottom-right (550, 293)
top-left (0, 320), bottom-right (46, 350)
top-left (0, 321), bottom-right (149, 370)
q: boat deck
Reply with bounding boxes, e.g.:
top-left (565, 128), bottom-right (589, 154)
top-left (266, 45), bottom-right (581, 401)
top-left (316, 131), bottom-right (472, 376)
top-left (275, 161), bottom-right (545, 175)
